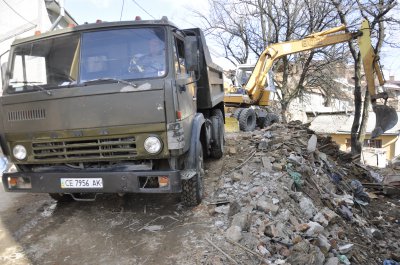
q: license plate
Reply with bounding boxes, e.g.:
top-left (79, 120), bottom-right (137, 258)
top-left (61, 178), bottom-right (103, 189)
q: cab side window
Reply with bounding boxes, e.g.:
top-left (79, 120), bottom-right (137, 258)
top-left (174, 37), bottom-right (187, 75)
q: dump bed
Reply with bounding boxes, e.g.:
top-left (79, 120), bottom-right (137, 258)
top-left (183, 28), bottom-right (224, 110)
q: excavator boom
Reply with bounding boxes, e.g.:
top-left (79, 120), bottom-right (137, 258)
top-left (358, 20), bottom-right (398, 138)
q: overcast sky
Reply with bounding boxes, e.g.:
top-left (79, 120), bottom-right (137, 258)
top-left (64, 0), bottom-right (400, 78)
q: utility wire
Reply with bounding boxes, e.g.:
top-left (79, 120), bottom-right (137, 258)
top-left (1, 0), bottom-right (36, 26)
top-left (131, 0), bottom-right (155, 19)
top-left (120, 0), bottom-right (125, 21)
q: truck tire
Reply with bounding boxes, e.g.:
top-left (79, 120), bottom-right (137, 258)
top-left (233, 108), bottom-right (244, 119)
top-left (239, 108), bottom-right (256, 132)
top-left (49, 193), bottom-right (73, 202)
top-left (210, 109), bottom-right (224, 159)
top-left (262, 113), bottom-right (279, 128)
top-left (181, 140), bottom-right (204, 206)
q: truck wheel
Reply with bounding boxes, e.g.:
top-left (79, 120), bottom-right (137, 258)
top-left (233, 108), bottom-right (244, 119)
top-left (49, 193), bottom-right (73, 202)
top-left (262, 113), bottom-right (280, 128)
top-left (239, 108), bottom-right (256, 132)
top-left (181, 140), bottom-right (204, 207)
top-left (210, 109), bottom-right (224, 159)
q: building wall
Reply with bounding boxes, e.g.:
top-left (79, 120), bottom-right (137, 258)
top-left (0, 0), bottom-right (73, 89)
top-left (330, 133), bottom-right (398, 161)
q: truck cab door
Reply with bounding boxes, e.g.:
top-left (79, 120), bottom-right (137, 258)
top-left (173, 36), bottom-right (197, 118)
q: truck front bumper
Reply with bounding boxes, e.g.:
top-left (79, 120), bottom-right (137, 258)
top-left (2, 170), bottom-right (182, 193)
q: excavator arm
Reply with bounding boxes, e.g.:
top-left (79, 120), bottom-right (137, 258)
top-left (245, 25), bottom-right (356, 103)
top-left (358, 20), bottom-right (398, 138)
top-left (224, 19), bottom-right (397, 137)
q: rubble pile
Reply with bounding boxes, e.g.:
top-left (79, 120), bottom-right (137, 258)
top-left (204, 121), bottom-right (400, 265)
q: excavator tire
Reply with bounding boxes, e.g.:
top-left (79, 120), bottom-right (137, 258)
top-left (261, 113), bottom-right (280, 128)
top-left (239, 108), bottom-right (256, 132)
top-left (181, 139), bottom-right (204, 207)
top-left (233, 108), bottom-right (244, 119)
top-left (210, 109), bottom-right (224, 159)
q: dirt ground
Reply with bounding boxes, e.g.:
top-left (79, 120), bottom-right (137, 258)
top-left (0, 157), bottom-right (227, 265)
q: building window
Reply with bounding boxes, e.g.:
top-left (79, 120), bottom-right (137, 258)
top-left (345, 138), bottom-right (383, 149)
top-left (345, 138), bottom-right (351, 150)
top-left (364, 139), bottom-right (382, 148)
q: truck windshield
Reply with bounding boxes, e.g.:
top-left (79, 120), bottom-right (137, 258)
top-left (6, 27), bottom-right (166, 94)
top-left (81, 27), bottom-right (166, 81)
top-left (7, 34), bottom-right (80, 93)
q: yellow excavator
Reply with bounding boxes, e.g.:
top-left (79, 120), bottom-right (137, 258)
top-left (224, 20), bottom-right (398, 138)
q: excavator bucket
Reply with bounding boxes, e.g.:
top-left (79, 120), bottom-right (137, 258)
top-left (358, 19), bottom-right (399, 138)
top-left (371, 104), bottom-right (398, 139)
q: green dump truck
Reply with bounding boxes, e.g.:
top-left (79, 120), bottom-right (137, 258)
top-left (0, 17), bottom-right (225, 206)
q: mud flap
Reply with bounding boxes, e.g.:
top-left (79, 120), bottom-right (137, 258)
top-left (371, 104), bottom-right (398, 139)
top-left (180, 169), bottom-right (196, 180)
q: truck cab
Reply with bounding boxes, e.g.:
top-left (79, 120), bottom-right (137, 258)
top-left (0, 17), bottom-right (225, 206)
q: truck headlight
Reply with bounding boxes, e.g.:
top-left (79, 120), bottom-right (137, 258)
top-left (13, 145), bottom-right (27, 160)
top-left (144, 136), bottom-right (162, 154)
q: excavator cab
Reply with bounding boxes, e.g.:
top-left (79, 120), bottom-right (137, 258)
top-left (358, 20), bottom-right (398, 138)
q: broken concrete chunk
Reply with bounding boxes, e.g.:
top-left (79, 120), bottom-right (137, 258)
top-left (296, 223), bottom-right (310, 232)
top-left (324, 257), bottom-right (339, 265)
top-left (263, 131), bottom-right (273, 138)
top-left (214, 220), bottom-right (224, 228)
top-left (299, 196), bottom-right (317, 219)
top-left (231, 212), bottom-right (250, 231)
top-left (257, 244), bottom-right (271, 256)
top-left (292, 240), bottom-right (311, 253)
top-left (258, 140), bottom-right (269, 150)
top-left (215, 205), bottom-right (229, 215)
top-left (313, 212), bottom-right (329, 227)
top-left (228, 147), bottom-right (237, 155)
top-left (256, 200), bottom-right (280, 215)
top-left (232, 172), bottom-right (242, 182)
top-left (338, 243), bottom-right (354, 254)
top-left (272, 163), bottom-right (283, 171)
top-left (240, 165), bottom-right (251, 179)
top-left (305, 221), bottom-right (324, 236)
top-left (320, 207), bottom-right (340, 224)
top-left (288, 243), bottom-right (325, 265)
top-left (317, 235), bottom-right (331, 254)
top-left (310, 245), bottom-right (326, 265)
top-left (272, 198), bottom-right (280, 205)
top-left (307, 134), bottom-right (318, 153)
top-left (292, 235), bottom-right (303, 244)
top-left (261, 156), bottom-right (273, 170)
top-left (228, 200), bottom-right (241, 217)
top-left (226, 225), bottom-right (242, 242)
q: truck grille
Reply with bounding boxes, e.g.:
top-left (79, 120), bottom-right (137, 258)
top-left (32, 136), bottom-right (137, 161)
top-left (8, 109), bottom-right (46, 121)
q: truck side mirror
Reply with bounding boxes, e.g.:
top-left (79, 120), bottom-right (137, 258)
top-left (184, 36), bottom-right (199, 72)
top-left (0, 50), bottom-right (10, 89)
top-left (1, 62), bottom-right (7, 86)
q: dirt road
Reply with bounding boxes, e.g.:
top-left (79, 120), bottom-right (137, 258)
top-left (0, 159), bottom-right (223, 265)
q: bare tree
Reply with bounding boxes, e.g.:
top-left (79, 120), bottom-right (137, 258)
top-left (331, 0), bottom-right (398, 155)
top-left (195, 0), bottom-right (351, 121)
top-left (192, 1), bottom-right (252, 65)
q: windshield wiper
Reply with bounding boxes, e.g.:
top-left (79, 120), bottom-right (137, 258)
top-left (81, 78), bottom-right (137, 87)
top-left (9, 81), bottom-right (52, 96)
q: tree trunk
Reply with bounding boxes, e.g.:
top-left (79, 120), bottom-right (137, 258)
top-left (351, 54), bottom-right (362, 155)
top-left (281, 102), bottom-right (288, 124)
top-left (357, 90), bottom-right (370, 146)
